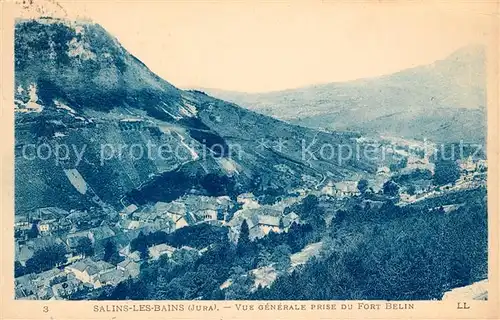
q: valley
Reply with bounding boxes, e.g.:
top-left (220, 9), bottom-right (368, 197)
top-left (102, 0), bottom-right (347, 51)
top-left (13, 15), bottom-right (488, 302)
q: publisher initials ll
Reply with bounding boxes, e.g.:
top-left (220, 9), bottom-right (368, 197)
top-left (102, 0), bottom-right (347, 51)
top-left (457, 302), bottom-right (470, 310)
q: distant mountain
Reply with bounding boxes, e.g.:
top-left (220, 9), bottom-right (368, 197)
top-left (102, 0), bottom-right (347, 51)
top-left (14, 18), bottom-right (373, 213)
top-left (197, 45), bottom-right (486, 144)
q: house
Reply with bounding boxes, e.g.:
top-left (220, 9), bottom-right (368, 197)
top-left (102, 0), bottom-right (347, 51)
top-left (126, 251), bottom-right (142, 262)
top-left (185, 212), bottom-right (198, 225)
top-left (115, 228), bottom-right (156, 259)
top-left (15, 215), bottom-right (30, 231)
top-left (31, 207), bottom-right (69, 222)
top-left (117, 258), bottom-right (141, 278)
top-left (459, 156), bottom-right (486, 173)
top-left (183, 195), bottom-right (232, 222)
top-left (237, 193), bottom-right (260, 209)
top-left (148, 243), bottom-right (176, 260)
top-left (153, 201), bottom-right (171, 215)
top-left (124, 204), bottom-right (138, 215)
top-left (151, 217), bottom-right (172, 231)
top-left (131, 209), bottom-right (156, 223)
top-left (247, 215), bottom-right (282, 239)
top-left (88, 225), bottom-right (116, 244)
top-left (37, 286), bottom-right (55, 300)
top-left (29, 208), bottom-right (70, 235)
top-left (15, 286), bottom-right (35, 299)
top-left (66, 231), bottom-right (91, 249)
top-left (194, 202), bottom-right (218, 222)
top-left (216, 196), bottom-right (232, 207)
top-left (127, 225), bottom-right (156, 238)
top-left (172, 216), bottom-right (188, 230)
top-left (66, 252), bottom-right (85, 264)
top-left (65, 210), bottom-right (89, 224)
top-left (36, 221), bottom-right (52, 235)
top-left (321, 181), bottom-right (336, 196)
top-left (405, 156), bottom-right (435, 173)
top-left (52, 278), bottom-right (81, 299)
top-left (282, 212), bottom-right (300, 230)
top-left (15, 274), bottom-right (37, 299)
top-left (89, 226), bottom-right (118, 259)
top-left (28, 236), bottom-right (65, 252)
top-left (254, 215), bottom-right (281, 234)
top-left (330, 181), bottom-right (361, 197)
top-left (120, 219), bottom-right (143, 230)
top-left (33, 217), bottom-right (56, 235)
top-left (33, 268), bottom-right (63, 287)
top-left (98, 269), bottom-right (126, 287)
top-left (119, 204), bottom-right (138, 219)
top-left (377, 166), bottom-right (391, 175)
top-left (65, 258), bottom-right (115, 288)
top-left (21, 268), bottom-right (66, 300)
top-left (156, 202), bottom-right (186, 221)
top-left (57, 217), bottom-right (73, 233)
top-left (109, 232), bottom-right (133, 257)
top-left (248, 226), bottom-right (266, 240)
top-left (169, 211), bottom-right (197, 231)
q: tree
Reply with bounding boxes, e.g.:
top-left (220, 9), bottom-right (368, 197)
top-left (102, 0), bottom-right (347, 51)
top-left (31, 115), bottom-right (56, 138)
top-left (25, 244), bottom-right (67, 274)
top-left (299, 194), bottom-right (326, 226)
top-left (171, 248), bottom-right (199, 266)
top-left (286, 223), bottom-right (307, 253)
top-left (224, 270), bottom-right (255, 300)
top-left (216, 209), bottom-right (224, 221)
top-left (271, 244), bottom-right (292, 272)
top-left (357, 179), bottom-right (369, 194)
top-left (103, 240), bottom-right (122, 264)
top-left (14, 261), bottom-right (26, 277)
top-left (434, 159), bottom-right (460, 186)
top-left (333, 209), bottom-right (347, 226)
top-left (200, 173), bottom-right (233, 196)
top-left (132, 232), bottom-right (149, 260)
top-left (75, 237), bottom-right (94, 257)
top-left (407, 185), bottom-right (416, 196)
top-left (237, 220), bottom-right (251, 255)
top-left (27, 222), bottom-right (39, 239)
top-left (302, 195), bottom-right (319, 212)
top-left (256, 249), bottom-right (272, 267)
top-left (279, 218), bottom-right (285, 230)
top-left (383, 180), bottom-right (399, 197)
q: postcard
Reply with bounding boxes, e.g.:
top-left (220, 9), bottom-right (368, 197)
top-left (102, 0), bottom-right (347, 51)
top-left (1, 0), bottom-right (498, 319)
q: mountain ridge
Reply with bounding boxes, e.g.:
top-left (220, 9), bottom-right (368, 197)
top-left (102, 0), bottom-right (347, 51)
top-left (14, 18), bottom-right (373, 213)
top-left (194, 44), bottom-right (486, 143)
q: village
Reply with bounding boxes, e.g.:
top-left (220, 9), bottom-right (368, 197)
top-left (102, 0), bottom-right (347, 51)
top-left (14, 191), bottom-right (308, 299)
top-left (14, 137), bottom-right (487, 300)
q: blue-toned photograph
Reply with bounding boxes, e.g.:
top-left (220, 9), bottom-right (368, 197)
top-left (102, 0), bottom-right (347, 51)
top-left (14, 0), bottom-right (488, 301)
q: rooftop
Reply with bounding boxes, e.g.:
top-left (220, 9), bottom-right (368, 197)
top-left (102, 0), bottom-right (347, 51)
top-left (66, 258), bottom-right (114, 276)
top-left (89, 225), bottom-right (116, 241)
top-left (28, 236), bottom-right (64, 251)
top-left (256, 215), bottom-right (281, 227)
top-left (32, 207), bottom-right (69, 221)
top-left (149, 243), bottom-right (176, 256)
top-left (99, 269), bottom-right (125, 286)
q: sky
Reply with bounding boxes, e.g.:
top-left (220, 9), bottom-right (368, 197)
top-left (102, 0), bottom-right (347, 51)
top-left (60, 1), bottom-right (493, 92)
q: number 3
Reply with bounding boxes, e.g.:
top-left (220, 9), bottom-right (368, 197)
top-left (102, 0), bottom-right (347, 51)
top-left (43, 306), bottom-right (49, 313)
